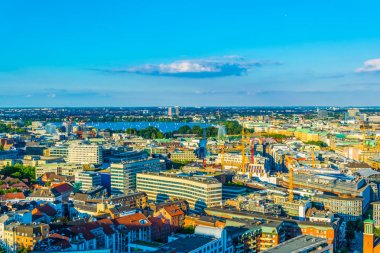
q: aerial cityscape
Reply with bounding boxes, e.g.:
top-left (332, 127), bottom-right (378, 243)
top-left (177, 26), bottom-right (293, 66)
top-left (1, 1), bottom-right (380, 253)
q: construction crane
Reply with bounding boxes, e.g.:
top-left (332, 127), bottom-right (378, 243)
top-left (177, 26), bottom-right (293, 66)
top-left (361, 122), bottom-right (367, 151)
top-left (216, 144), bottom-right (225, 171)
top-left (250, 138), bottom-right (255, 164)
top-left (285, 155), bottom-right (294, 202)
top-left (241, 127), bottom-right (247, 174)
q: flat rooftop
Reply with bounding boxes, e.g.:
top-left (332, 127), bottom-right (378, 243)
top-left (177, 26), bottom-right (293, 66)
top-left (154, 235), bottom-right (216, 252)
top-left (263, 235), bottom-right (329, 253)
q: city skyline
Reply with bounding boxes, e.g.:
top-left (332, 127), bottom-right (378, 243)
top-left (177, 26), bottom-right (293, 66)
top-left (1, 0), bottom-right (380, 106)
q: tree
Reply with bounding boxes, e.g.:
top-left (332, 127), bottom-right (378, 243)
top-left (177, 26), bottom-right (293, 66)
top-left (305, 141), bottom-right (328, 148)
top-left (206, 126), bottom-right (218, 137)
top-left (0, 164), bottom-right (36, 183)
top-left (192, 125), bottom-right (203, 136)
top-left (224, 121), bottom-right (243, 135)
top-left (178, 126), bottom-right (192, 134)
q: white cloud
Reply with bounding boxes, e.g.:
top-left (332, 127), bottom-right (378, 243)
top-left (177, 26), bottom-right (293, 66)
top-left (356, 58), bottom-right (380, 73)
top-left (101, 56), bottom-right (279, 78)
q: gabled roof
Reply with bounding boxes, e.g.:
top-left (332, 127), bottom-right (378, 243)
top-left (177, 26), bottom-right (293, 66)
top-left (113, 213), bottom-right (151, 230)
top-left (34, 204), bottom-right (57, 217)
top-left (51, 183), bottom-right (73, 195)
top-left (69, 223), bottom-right (99, 241)
top-left (11, 181), bottom-right (29, 188)
top-left (162, 204), bottom-right (184, 217)
top-left (0, 192), bottom-right (25, 201)
top-left (29, 188), bottom-right (55, 198)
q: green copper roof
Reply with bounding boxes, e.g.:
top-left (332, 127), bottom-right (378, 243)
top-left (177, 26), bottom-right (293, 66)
top-left (364, 214), bottom-right (374, 223)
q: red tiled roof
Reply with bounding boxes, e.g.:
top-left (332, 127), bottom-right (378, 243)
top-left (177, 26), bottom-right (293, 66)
top-left (34, 204), bottom-right (57, 216)
top-left (0, 192), bottom-right (25, 200)
top-left (50, 233), bottom-right (69, 241)
top-left (69, 223), bottom-right (100, 241)
top-left (11, 181), bottom-right (29, 188)
top-left (0, 184), bottom-right (9, 190)
top-left (99, 224), bottom-right (115, 235)
top-left (148, 216), bottom-right (170, 229)
top-left (113, 213), bottom-right (151, 230)
top-left (163, 204), bottom-right (184, 217)
top-left (97, 218), bottom-right (113, 225)
top-left (51, 182), bottom-right (73, 194)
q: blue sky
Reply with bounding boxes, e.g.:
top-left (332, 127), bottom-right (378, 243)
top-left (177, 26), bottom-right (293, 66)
top-left (1, 0), bottom-right (380, 106)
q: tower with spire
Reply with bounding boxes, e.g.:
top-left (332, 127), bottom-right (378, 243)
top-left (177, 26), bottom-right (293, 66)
top-left (363, 215), bottom-right (380, 253)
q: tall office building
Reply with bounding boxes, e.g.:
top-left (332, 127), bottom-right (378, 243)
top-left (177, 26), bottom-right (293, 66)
top-left (67, 143), bottom-right (103, 165)
top-left (136, 172), bottom-right (222, 212)
top-left (75, 171), bottom-right (101, 191)
top-left (168, 107), bottom-right (173, 117)
top-left (175, 106), bottom-right (180, 117)
top-left (110, 158), bottom-right (163, 195)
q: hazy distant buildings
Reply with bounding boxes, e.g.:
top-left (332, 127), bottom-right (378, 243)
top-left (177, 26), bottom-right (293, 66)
top-left (167, 106), bottom-right (179, 117)
top-left (347, 108), bottom-right (360, 117)
top-left (168, 107), bottom-right (173, 117)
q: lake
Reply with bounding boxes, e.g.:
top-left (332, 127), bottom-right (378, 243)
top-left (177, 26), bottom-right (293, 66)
top-left (55, 122), bottom-right (212, 133)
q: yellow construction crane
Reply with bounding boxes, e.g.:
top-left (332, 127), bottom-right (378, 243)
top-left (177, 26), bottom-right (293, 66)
top-left (216, 145), bottom-right (225, 171)
top-left (285, 155), bottom-right (294, 202)
top-left (241, 127), bottom-right (247, 174)
top-left (361, 122), bottom-right (367, 151)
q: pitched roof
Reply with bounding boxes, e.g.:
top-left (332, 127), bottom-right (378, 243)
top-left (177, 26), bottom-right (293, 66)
top-left (0, 192), bottom-right (25, 201)
top-left (69, 223), bottom-right (99, 241)
top-left (163, 204), bottom-right (184, 217)
top-left (29, 188), bottom-right (55, 198)
top-left (99, 223), bottom-right (115, 235)
top-left (34, 204), bottom-right (57, 216)
top-left (97, 218), bottom-right (113, 225)
top-left (50, 233), bottom-right (69, 241)
top-left (113, 213), bottom-right (151, 230)
top-left (11, 181), bottom-right (29, 188)
top-left (51, 183), bottom-right (73, 194)
top-left (148, 216), bottom-right (170, 229)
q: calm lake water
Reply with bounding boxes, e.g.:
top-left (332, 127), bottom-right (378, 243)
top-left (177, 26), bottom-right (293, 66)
top-left (55, 122), bottom-right (212, 133)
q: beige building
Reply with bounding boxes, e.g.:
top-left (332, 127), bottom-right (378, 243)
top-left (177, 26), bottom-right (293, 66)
top-left (372, 202), bottom-right (380, 227)
top-left (35, 163), bottom-right (84, 178)
top-left (170, 150), bottom-right (198, 162)
top-left (111, 158), bottom-right (163, 195)
top-left (312, 194), bottom-right (363, 221)
top-left (68, 143), bottom-right (102, 164)
top-left (136, 172), bottom-right (222, 212)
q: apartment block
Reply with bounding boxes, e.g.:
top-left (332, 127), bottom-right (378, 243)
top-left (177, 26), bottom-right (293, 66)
top-left (136, 172), bottom-right (222, 212)
top-left (68, 143), bottom-right (103, 165)
top-left (75, 171), bottom-right (102, 191)
top-left (110, 158), bottom-right (163, 195)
